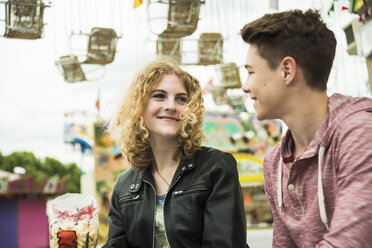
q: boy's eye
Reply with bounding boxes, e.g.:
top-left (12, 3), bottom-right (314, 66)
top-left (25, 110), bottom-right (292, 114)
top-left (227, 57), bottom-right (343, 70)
top-left (152, 93), bottom-right (165, 99)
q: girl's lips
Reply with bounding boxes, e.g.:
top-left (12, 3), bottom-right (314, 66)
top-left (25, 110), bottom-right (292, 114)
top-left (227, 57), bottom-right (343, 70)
top-left (158, 116), bottom-right (179, 121)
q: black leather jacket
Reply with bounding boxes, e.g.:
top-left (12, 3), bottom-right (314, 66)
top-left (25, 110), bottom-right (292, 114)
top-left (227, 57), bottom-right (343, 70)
top-left (103, 147), bottom-right (249, 248)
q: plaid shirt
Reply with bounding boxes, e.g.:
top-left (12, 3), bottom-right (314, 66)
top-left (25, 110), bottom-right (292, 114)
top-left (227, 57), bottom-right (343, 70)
top-left (264, 93), bottom-right (372, 248)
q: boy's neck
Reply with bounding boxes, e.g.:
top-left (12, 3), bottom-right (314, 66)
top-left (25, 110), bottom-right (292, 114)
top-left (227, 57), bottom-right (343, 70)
top-left (283, 90), bottom-right (329, 157)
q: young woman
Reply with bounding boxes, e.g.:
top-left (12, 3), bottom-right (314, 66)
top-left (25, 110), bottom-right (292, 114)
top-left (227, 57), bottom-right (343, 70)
top-left (103, 60), bottom-right (248, 248)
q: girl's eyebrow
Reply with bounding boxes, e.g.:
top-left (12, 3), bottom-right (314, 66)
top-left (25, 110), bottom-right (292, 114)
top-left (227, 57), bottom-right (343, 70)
top-left (151, 89), bottom-right (166, 93)
top-left (151, 89), bottom-right (188, 96)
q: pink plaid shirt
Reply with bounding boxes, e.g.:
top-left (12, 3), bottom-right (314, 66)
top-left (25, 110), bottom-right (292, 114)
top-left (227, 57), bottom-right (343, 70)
top-left (264, 93), bottom-right (372, 247)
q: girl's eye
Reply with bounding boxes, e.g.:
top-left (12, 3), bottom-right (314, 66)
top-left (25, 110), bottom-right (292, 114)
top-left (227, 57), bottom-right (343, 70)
top-left (152, 93), bottom-right (165, 99)
top-left (176, 96), bottom-right (188, 103)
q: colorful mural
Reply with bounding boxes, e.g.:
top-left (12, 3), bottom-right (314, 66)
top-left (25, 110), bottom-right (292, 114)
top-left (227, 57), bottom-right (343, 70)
top-left (64, 123), bottom-right (94, 154)
top-left (94, 122), bottom-right (129, 245)
top-left (203, 112), bottom-right (282, 182)
top-left (203, 112), bottom-right (282, 226)
top-left (203, 112), bottom-right (244, 151)
top-left (203, 112), bottom-right (282, 156)
top-left (233, 153), bottom-right (263, 181)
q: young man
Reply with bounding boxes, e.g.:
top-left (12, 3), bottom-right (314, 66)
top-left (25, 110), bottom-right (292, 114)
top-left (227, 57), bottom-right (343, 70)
top-left (241, 9), bottom-right (372, 247)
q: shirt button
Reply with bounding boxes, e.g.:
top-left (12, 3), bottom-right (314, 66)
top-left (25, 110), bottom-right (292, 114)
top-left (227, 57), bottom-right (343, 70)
top-left (181, 167), bottom-right (186, 171)
top-left (288, 184), bottom-right (295, 190)
top-left (188, 163), bottom-right (193, 168)
top-left (130, 184), bottom-right (135, 190)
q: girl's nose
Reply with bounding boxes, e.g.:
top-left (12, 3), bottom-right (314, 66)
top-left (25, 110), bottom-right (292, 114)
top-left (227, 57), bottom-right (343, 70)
top-left (164, 99), bottom-right (176, 112)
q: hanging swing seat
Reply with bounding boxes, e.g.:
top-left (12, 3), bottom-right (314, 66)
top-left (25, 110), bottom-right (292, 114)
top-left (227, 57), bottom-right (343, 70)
top-left (3, 0), bottom-right (47, 39)
top-left (57, 55), bottom-right (86, 83)
top-left (198, 32), bottom-right (223, 65)
top-left (209, 86), bottom-right (230, 105)
top-left (83, 27), bottom-right (118, 65)
top-left (229, 95), bottom-right (247, 113)
top-left (159, 0), bottom-right (203, 38)
top-left (215, 62), bottom-right (242, 89)
top-left (156, 37), bottom-right (182, 63)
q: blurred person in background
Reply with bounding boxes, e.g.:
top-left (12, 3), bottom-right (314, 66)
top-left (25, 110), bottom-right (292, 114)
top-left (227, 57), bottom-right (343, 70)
top-left (103, 60), bottom-right (248, 248)
top-left (241, 9), bottom-right (372, 247)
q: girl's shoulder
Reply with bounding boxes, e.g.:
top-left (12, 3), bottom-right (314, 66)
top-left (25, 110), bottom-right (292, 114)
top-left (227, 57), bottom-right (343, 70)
top-left (196, 146), bottom-right (236, 168)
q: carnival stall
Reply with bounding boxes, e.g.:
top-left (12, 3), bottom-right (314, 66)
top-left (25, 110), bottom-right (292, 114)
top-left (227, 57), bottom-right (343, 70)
top-left (0, 170), bottom-right (68, 248)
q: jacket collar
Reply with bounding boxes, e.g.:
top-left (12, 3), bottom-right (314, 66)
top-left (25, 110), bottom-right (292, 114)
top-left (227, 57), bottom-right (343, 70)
top-left (172, 156), bottom-right (196, 183)
top-left (129, 169), bottom-right (144, 193)
top-left (128, 151), bottom-right (200, 193)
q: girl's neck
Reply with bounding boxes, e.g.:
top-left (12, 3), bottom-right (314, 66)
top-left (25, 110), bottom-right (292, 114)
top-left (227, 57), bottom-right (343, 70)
top-left (150, 139), bottom-right (180, 195)
top-left (149, 136), bottom-right (180, 170)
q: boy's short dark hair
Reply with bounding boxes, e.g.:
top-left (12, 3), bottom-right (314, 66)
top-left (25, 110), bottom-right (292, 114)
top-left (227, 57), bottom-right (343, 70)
top-left (240, 9), bottom-right (336, 91)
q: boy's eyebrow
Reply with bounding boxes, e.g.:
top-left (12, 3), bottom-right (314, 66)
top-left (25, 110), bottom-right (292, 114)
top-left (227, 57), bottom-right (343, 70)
top-left (244, 64), bottom-right (252, 69)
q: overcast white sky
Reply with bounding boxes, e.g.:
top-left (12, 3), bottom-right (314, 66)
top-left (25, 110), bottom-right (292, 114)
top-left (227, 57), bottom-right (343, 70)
top-left (0, 0), bottom-right (370, 168)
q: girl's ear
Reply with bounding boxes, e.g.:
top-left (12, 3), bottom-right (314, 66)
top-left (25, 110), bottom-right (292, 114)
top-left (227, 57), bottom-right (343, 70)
top-left (280, 56), bottom-right (297, 86)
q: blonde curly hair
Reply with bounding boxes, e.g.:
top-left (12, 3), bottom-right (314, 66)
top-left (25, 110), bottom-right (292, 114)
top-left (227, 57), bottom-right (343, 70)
top-left (109, 60), bottom-right (205, 170)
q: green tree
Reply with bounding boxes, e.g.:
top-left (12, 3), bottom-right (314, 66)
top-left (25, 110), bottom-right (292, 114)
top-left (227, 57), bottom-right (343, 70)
top-left (43, 157), bottom-right (68, 176)
top-left (0, 151), bottom-right (3, 168)
top-left (0, 151), bottom-right (80, 193)
top-left (1, 151), bottom-right (42, 175)
top-left (65, 163), bottom-right (81, 193)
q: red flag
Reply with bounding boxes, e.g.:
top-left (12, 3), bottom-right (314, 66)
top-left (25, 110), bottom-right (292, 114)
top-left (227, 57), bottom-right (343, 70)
top-left (96, 90), bottom-right (100, 112)
top-left (95, 99), bottom-right (100, 111)
top-left (203, 78), bottom-right (213, 95)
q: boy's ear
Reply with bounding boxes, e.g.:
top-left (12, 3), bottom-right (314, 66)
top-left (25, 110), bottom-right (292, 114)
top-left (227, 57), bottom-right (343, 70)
top-left (280, 56), bottom-right (297, 85)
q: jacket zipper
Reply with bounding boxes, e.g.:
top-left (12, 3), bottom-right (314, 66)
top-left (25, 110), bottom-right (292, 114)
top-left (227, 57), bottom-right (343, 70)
top-left (173, 186), bottom-right (208, 196)
top-left (144, 173), bottom-right (183, 248)
top-left (143, 179), bottom-right (157, 248)
top-left (163, 175), bottom-right (181, 248)
top-left (118, 194), bottom-right (141, 203)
